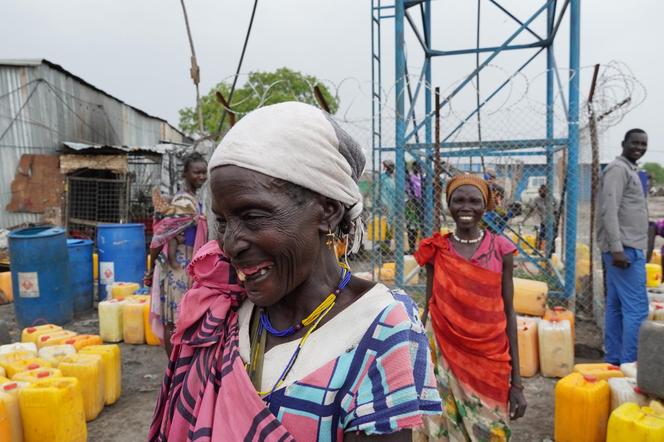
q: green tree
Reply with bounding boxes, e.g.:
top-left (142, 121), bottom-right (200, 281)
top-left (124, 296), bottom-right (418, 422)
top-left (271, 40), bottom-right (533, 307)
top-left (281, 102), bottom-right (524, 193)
top-left (643, 162), bottom-right (664, 185)
top-left (179, 67), bottom-right (339, 137)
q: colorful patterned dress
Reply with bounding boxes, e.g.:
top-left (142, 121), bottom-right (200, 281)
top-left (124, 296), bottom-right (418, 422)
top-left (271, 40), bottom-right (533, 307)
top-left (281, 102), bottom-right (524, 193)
top-left (237, 284), bottom-right (443, 440)
top-left (155, 191), bottom-right (201, 326)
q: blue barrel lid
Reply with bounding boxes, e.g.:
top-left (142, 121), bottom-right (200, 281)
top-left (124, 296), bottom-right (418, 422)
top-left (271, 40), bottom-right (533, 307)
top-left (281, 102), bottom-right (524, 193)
top-left (67, 238), bottom-right (94, 247)
top-left (9, 226), bottom-right (65, 239)
top-left (97, 223), bottom-right (145, 229)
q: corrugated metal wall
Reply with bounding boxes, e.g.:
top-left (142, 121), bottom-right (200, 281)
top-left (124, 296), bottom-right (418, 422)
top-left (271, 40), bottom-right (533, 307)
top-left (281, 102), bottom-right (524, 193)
top-left (0, 61), bottom-right (187, 228)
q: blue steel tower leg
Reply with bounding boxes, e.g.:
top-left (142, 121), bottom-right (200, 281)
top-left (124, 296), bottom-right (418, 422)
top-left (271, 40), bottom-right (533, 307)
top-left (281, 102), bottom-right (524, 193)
top-left (564, 0), bottom-right (580, 300)
top-left (395, 0), bottom-right (406, 286)
top-left (423, 1), bottom-right (433, 237)
top-left (545, 0), bottom-right (555, 258)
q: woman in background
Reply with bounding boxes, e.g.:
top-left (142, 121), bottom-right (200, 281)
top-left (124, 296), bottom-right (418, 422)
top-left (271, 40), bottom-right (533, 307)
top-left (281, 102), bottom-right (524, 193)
top-left (144, 151), bottom-right (208, 355)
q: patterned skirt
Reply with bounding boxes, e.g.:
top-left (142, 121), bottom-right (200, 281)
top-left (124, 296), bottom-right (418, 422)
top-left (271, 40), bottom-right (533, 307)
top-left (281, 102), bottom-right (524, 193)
top-left (414, 324), bottom-right (511, 442)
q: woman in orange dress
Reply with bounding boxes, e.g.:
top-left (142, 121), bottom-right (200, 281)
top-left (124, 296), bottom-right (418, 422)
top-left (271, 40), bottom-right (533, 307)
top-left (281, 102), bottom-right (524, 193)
top-left (415, 174), bottom-right (527, 441)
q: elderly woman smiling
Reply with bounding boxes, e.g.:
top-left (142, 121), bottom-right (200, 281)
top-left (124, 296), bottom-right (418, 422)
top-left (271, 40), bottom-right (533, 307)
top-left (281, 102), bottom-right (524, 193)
top-left (149, 102), bottom-right (441, 442)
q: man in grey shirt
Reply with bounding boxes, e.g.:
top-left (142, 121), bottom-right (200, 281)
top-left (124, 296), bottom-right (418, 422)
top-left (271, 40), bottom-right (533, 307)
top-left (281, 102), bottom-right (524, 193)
top-left (597, 128), bottom-right (649, 364)
top-left (523, 185), bottom-right (557, 250)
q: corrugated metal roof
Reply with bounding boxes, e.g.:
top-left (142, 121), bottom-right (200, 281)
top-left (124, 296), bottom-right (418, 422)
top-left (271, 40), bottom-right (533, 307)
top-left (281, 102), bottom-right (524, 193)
top-left (0, 59), bottom-right (188, 138)
top-left (62, 141), bottom-right (181, 155)
top-left (0, 60), bottom-right (191, 228)
top-left (0, 59), bottom-right (43, 67)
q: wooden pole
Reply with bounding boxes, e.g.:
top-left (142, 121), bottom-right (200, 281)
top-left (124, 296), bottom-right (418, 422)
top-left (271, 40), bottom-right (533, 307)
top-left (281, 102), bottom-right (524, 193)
top-left (434, 87), bottom-right (442, 232)
top-left (588, 63), bottom-right (601, 309)
top-left (313, 85), bottom-right (331, 114)
top-left (215, 91), bottom-right (236, 128)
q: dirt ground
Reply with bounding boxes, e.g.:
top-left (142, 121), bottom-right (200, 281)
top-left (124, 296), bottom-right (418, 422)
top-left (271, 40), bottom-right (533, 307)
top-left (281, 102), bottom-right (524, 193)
top-left (0, 300), bottom-right (604, 442)
top-left (0, 304), bottom-right (167, 442)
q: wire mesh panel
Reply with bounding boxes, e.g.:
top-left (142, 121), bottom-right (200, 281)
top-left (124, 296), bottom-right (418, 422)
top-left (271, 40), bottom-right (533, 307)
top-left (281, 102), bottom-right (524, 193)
top-left (128, 154), bottom-right (162, 240)
top-left (360, 59), bottom-right (646, 325)
top-left (67, 174), bottom-right (130, 239)
top-left (176, 50), bottom-right (644, 330)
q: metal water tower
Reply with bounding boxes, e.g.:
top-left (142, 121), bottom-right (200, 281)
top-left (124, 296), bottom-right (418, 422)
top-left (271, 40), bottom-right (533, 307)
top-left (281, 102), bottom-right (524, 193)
top-left (370, 0), bottom-right (580, 299)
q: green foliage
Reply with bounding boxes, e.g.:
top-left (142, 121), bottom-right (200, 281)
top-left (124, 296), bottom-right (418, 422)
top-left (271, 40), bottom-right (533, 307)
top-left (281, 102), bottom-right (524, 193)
top-left (643, 162), bottom-right (664, 185)
top-left (178, 67), bottom-right (339, 137)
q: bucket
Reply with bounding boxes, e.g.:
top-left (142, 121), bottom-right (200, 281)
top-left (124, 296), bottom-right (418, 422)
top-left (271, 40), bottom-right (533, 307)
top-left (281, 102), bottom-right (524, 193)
top-left (67, 239), bottom-right (94, 314)
top-left (8, 227), bottom-right (73, 328)
top-left (96, 224), bottom-right (145, 301)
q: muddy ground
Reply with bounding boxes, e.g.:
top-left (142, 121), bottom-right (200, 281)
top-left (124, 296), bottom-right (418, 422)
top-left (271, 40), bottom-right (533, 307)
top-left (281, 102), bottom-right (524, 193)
top-left (0, 301), bottom-right (604, 442)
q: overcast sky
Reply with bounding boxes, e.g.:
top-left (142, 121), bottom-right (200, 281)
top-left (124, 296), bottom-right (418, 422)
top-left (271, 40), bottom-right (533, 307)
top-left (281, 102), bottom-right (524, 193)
top-left (2, 0), bottom-right (662, 163)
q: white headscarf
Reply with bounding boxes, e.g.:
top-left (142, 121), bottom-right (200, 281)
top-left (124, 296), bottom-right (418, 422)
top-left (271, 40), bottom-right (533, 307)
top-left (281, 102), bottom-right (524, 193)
top-left (208, 101), bottom-right (365, 252)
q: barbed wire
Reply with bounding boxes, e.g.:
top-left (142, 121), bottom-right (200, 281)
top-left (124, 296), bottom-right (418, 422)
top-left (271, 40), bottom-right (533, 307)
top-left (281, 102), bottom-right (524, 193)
top-left (207, 60), bottom-right (645, 166)
top-left (197, 61), bottom-right (646, 317)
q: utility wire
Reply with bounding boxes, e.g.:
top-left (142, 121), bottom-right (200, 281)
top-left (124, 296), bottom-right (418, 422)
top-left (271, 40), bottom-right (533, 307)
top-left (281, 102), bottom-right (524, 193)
top-left (214, 0), bottom-right (259, 138)
top-left (0, 82), bottom-right (41, 143)
top-left (179, 0), bottom-right (204, 134)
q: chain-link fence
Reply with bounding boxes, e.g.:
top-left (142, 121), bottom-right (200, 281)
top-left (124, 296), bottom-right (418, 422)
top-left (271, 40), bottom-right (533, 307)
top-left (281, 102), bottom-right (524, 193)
top-left (200, 61), bottom-right (645, 327)
top-left (349, 61), bottom-right (645, 325)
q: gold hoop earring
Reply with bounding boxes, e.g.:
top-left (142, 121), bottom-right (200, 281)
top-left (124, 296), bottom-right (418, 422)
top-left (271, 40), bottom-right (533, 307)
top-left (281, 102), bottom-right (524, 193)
top-left (326, 227), bottom-right (336, 250)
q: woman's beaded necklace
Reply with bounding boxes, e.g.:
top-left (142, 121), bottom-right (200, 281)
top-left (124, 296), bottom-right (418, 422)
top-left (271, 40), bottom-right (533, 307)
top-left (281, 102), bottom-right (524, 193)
top-left (249, 264), bottom-right (352, 401)
top-left (452, 229), bottom-right (484, 244)
top-left (259, 264), bottom-right (351, 337)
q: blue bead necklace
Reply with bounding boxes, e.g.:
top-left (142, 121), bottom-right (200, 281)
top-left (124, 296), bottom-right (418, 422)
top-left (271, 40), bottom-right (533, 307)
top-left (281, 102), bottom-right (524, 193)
top-left (259, 265), bottom-right (352, 337)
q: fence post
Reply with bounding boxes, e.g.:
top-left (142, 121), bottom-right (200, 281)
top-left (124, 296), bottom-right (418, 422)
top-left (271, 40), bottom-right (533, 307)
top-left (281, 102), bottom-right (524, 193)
top-left (564, 0), bottom-right (581, 301)
top-left (394, 0), bottom-right (406, 286)
top-left (545, 0), bottom-right (555, 258)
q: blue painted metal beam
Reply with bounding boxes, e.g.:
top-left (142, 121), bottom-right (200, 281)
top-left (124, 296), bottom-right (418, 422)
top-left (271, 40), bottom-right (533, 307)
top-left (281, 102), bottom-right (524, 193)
top-left (394, 0), bottom-right (406, 286)
top-left (545, 0), bottom-right (556, 258)
top-left (405, 63), bottom-right (427, 139)
top-left (405, 10), bottom-right (428, 52)
top-left (405, 0), bottom-right (425, 8)
top-left (370, 0), bottom-right (385, 280)
top-left (488, 0), bottom-right (545, 41)
top-left (440, 149), bottom-right (551, 158)
top-left (383, 147), bottom-right (565, 157)
top-left (427, 41), bottom-right (546, 57)
top-left (405, 0), bottom-right (553, 141)
top-left (423, 0), bottom-right (434, 237)
top-left (564, 0), bottom-right (580, 300)
top-left (440, 47), bottom-right (546, 144)
top-left (551, 0), bottom-right (571, 42)
top-left (552, 52), bottom-right (569, 121)
top-left (406, 138), bottom-right (568, 149)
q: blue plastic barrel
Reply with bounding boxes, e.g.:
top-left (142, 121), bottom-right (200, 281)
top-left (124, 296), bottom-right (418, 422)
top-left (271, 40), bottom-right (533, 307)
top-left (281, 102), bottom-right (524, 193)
top-left (97, 223), bottom-right (146, 300)
top-left (8, 227), bottom-right (73, 327)
top-left (67, 239), bottom-right (94, 314)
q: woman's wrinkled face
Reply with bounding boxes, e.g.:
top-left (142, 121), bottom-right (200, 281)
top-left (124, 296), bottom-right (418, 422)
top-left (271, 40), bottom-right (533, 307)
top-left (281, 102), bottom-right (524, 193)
top-left (210, 165), bottom-right (323, 306)
top-left (448, 185), bottom-right (486, 229)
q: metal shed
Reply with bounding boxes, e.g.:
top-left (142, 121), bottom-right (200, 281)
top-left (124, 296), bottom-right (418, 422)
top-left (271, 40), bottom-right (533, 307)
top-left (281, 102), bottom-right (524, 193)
top-left (0, 59), bottom-right (190, 228)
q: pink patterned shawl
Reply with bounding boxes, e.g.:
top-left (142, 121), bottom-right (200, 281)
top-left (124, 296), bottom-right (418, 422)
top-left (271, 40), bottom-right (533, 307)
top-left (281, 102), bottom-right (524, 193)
top-left (148, 241), bottom-right (294, 442)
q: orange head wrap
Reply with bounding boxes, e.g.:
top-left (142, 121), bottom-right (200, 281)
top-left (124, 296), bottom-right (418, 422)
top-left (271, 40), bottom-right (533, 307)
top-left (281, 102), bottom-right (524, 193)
top-left (446, 173), bottom-right (494, 211)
